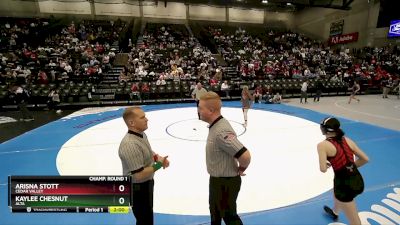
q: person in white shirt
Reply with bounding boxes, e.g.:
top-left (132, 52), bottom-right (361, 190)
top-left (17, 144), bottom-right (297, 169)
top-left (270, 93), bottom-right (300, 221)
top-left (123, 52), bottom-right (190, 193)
top-left (220, 80), bottom-right (230, 98)
top-left (272, 92), bottom-right (282, 104)
top-left (192, 82), bottom-right (207, 119)
top-left (300, 80), bottom-right (308, 104)
top-left (156, 77), bottom-right (166, 86)
top-left (64, 64), bottom-right (73, 73)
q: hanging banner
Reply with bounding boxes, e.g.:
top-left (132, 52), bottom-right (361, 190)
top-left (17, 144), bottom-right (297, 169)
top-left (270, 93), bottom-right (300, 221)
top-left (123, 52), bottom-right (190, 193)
top-left (328, 32), bottom-right (359, 45)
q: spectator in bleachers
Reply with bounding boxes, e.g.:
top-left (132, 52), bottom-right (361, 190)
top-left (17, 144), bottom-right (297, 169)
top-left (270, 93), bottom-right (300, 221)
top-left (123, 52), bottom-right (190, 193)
top-left (119, 68), bottom-right (129, 83)
top-left (141, 83), bottom-right (150, 100)
top-left (156, 76), bottom-right (166, 86)
top-left (253, 85), bottom-right (263, 103)
top-left (38, 70), bottom-right (48, 84)
top-left (209, 76), bottom-right (219, 87)
top-left (220, 80), bottom-right (230, 98)
top-left (263, 85), bottom-right (273, 103)
top-left (272, 92), bottom-right (282, 104)
top-left (130, 83), bottom-right (141, 101)
top-left (330, 73), bottom-right (341, 82)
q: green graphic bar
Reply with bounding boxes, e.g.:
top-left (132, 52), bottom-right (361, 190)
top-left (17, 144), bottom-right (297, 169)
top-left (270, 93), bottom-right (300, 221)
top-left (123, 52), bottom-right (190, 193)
top-left (12, 195), bottom-right (130, 207)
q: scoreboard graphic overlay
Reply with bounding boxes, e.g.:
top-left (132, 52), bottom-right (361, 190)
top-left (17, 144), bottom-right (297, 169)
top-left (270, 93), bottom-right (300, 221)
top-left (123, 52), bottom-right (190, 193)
top-left (9, 176), bottom-right (130, 213)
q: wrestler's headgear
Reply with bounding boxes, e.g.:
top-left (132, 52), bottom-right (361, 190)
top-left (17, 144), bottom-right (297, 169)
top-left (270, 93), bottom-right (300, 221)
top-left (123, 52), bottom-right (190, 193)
top-left (320, 117), bottom-right (340, 135)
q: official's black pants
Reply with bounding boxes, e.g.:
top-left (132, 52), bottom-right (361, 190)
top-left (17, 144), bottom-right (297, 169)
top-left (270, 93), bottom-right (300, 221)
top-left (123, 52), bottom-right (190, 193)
top-left (209, 176), bottom-right (243, 225)
top-left (131, 179), bottom-right (154, 225)
top-left (196, 100), bottom-right (200, 119)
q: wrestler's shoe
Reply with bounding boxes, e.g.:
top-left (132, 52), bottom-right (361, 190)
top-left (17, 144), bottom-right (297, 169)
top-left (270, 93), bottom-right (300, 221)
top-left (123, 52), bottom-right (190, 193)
top-left (323, 205), bottom-right (338, 220)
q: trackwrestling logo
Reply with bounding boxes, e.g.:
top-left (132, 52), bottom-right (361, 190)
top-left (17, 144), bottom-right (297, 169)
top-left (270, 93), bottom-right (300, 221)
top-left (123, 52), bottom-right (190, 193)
top-left (389, 21), bottom-right (400, 35)
top-left (329, 187), bottom-right (400, 225)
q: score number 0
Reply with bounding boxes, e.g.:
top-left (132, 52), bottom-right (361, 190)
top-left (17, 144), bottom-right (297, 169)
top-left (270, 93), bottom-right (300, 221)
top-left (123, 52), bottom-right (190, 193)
top-left (118, 185), bottom-right (127, 205)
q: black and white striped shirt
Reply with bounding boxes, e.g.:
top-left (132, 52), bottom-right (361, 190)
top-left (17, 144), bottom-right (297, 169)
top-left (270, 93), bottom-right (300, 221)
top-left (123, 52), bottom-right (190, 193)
top-left (118, 130), bottom-right (154, 183)
top-left (206, 116), bottom-right (247, 177)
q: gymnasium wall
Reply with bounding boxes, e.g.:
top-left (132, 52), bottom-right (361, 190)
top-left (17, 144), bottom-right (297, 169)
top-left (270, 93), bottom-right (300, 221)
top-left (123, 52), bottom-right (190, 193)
top-left (38, 0), bottom-right (91, 15)
top-left (0, 0), bottom-right (38, 17)
top-left (95, 2), bottom-right (140, 17)
top-left (188, 5), bottom-right (226, 22)
top-left (3, 0), bottom-right (396, 47)
top-left (0, 0), bottom-right (292, 28)
top-left (143, 2), bottom-right (186, 19)
top-left (295, 0), bottom-right (396, 47)
top-left (228, 7), bottom-right (264, 24)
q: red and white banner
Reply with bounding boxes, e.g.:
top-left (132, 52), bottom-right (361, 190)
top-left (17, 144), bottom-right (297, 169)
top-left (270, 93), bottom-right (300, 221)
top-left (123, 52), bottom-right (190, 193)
top-left (328, 32), bottom-right (359, 45)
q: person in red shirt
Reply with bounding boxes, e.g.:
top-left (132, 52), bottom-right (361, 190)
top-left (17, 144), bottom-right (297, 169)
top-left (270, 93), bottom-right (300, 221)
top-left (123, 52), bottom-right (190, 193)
top-left (317, 117), bottom-right (369, 225)
top-left (38, 70), bottom-right (48, 84)
top-left (130, 83), bottom-right (140, 100)
top-left (141, 83), bottom-right (150, 100)
top-left (253, 85), bottom-right (263, 103)
top-left (209, 76), bottom-right (218, 86)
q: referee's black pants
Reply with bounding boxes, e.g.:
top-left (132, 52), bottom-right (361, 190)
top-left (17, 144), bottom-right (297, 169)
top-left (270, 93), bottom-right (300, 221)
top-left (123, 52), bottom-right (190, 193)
top-left (131, 179), bottom-right (154, 225)
top-left (209, 176), bottom-right (243, 225)
top-left (196, 100), bottom-right (200, 119)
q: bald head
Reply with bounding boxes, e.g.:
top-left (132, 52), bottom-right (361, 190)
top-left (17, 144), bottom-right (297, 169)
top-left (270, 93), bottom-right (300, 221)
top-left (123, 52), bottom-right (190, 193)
top-left (122, 106), bottom-right (142, 123)
top-left (122, 106), bottom-right (148, 132)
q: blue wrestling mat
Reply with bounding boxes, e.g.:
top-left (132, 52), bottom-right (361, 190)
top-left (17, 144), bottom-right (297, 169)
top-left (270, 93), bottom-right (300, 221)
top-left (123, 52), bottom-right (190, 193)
top-left (0, 102), bottom-right (399, 225)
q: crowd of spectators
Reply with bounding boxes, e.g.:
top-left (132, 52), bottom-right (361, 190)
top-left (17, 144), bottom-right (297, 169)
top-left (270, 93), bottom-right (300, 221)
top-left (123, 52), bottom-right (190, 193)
top-left (121, 23), bottom-right (222, 86)
top-left (0, 17), bottom-right (125, 103)
top-left (0, 17), bottom-right (129, 106)
top-left (209, 26), bottom-right (399, 89)
top-left (1, 17), bottom-right (399, 107)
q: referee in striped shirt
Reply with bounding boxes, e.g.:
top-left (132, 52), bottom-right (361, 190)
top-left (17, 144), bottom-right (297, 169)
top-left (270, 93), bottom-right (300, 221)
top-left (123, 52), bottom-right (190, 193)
top-left (118, 106), bottom-right (170, 225)
top-left (198, 91), bottom-right (251, 225)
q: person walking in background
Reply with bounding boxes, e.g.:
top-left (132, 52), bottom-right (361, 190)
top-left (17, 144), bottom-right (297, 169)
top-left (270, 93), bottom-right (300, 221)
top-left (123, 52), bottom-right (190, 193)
top-left (394, 81), bottom-right (400, 99)
top-left (241, 85), bottom-right (253, 127)
top-left (48, 89), bottom-right (62, 113)
top-left (14, 85), bottom-right (34, 121)
top-left (192, 82), bottom-right (207, 119)
top-left (348, 81), bottom-right (360, 104)
top-left (317, 117), bottom-right (369, 225)
top-left (382, 77), bottom-right (393, 99)
top-left (118, 106), bottom-right (170, 225)
top-left (198, 91), bottom-right (251, 225)
top-left (314, 77), bottom-right (324, 102)
top-left (300, 79), bottom-right (308, 104)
